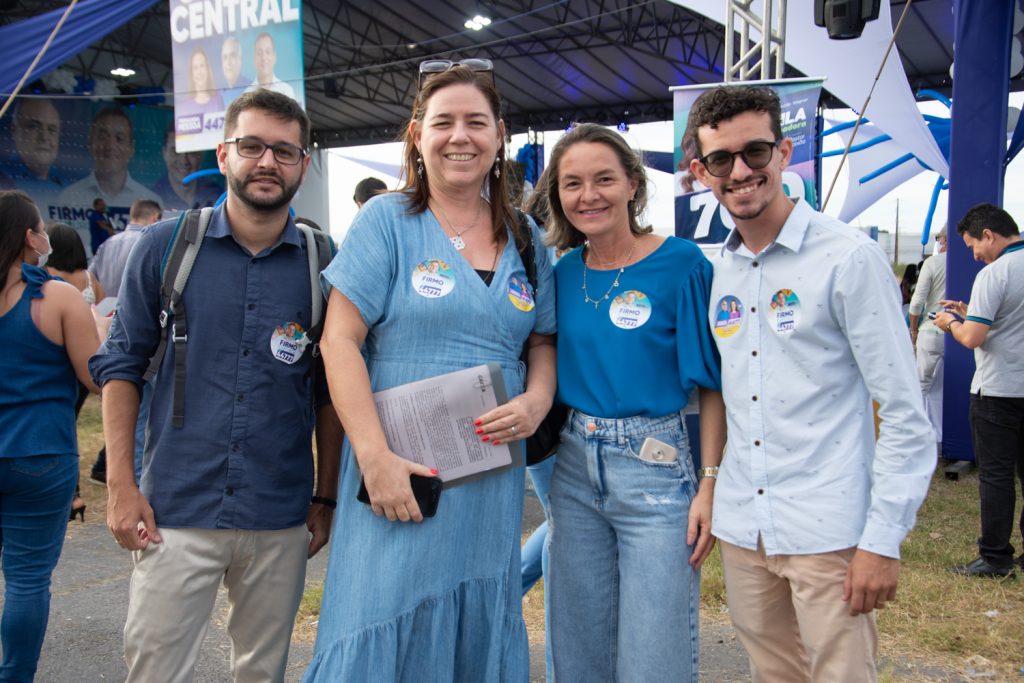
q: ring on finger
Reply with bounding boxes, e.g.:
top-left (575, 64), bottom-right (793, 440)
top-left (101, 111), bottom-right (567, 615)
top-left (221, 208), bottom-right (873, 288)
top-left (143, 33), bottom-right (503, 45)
top-left (510, 424), bottom-right (518, 435)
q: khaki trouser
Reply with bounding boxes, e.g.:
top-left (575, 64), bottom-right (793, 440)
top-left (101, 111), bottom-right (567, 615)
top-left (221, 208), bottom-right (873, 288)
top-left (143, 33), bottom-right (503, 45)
top-left (720, 539), bottom-right (878, 683)
top-left (124, 525), bottom-right (309, 683)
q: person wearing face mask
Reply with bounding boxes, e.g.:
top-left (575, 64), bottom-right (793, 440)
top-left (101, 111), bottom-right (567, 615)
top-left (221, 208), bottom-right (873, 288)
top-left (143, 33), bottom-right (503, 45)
top-left (0, 190), bottom-right (101, 682)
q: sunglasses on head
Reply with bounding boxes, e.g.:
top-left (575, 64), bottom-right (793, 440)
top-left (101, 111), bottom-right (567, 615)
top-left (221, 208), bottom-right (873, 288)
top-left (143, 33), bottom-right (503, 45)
top-left (698, 139), bottom-right (780, 178)
top-left (418, 58), bottom-right (495, 90)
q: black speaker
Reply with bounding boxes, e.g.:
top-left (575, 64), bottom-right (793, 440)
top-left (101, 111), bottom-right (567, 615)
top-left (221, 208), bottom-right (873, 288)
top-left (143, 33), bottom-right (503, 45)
top-left (813, 0), bottom-right (881, 40)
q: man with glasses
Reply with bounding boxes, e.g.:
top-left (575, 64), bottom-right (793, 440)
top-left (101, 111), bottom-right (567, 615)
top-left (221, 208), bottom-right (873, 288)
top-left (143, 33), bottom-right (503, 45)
top-left (89, 89), bottom-right (340, 682)
top-left (687, 85), bottom-right (934, 681)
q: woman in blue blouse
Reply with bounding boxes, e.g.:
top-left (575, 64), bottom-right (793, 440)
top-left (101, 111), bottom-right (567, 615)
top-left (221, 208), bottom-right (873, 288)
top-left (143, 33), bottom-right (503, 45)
top-left (303, 63), bottom-right (556, 681)
top-left (543, 124), bottom-right (726, 682)
top-left (0, 191), bottom-right (100, 682)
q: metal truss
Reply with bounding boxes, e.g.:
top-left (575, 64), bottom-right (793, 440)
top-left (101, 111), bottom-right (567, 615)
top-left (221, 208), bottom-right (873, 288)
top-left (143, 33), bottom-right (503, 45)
top-left (724, 0), bottom-right (787, 82)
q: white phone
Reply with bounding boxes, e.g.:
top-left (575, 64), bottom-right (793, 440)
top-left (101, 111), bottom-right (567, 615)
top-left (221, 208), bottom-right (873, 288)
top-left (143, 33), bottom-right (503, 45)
top-left (638, 437), bottom-right (678, 463)
top-left (94, 296), bottom-right (118, 317)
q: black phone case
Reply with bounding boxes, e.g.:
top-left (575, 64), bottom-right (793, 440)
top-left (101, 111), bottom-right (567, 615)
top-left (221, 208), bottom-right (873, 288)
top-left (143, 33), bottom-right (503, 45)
top-left (357, 474), bottom-right (443, 517)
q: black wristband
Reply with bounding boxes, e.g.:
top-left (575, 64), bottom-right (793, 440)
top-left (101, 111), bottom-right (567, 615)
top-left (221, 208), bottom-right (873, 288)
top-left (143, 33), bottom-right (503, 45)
top-left (311, 495), bottom-right (337, 509)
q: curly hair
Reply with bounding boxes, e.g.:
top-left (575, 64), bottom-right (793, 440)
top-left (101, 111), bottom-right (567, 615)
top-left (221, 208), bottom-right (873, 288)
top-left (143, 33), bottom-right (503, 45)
top-left (542, 123), bottom-right (652, 251)
top-left (684, 85), bottom-right (783, 156)
top-left (398, 65), bottom-right (516, 246)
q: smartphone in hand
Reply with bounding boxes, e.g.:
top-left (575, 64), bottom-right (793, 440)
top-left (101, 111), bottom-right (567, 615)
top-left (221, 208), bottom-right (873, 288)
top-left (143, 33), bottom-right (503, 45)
top-left (357, 474), bottom-right (443, 517)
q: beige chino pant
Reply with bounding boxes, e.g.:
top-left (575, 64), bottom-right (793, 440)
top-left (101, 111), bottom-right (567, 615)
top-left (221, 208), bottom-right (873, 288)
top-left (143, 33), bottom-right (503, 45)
top-left (720, 539), bottom-right (878, 683)
top-left (124, 526), bottom-right (309, 683)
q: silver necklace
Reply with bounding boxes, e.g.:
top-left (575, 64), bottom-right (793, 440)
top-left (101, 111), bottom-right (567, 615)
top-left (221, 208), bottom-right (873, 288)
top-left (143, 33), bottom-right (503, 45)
top-left (582, 238), bottom-right (636, 309)
top-left (435, 201), bottom-right (484, 251)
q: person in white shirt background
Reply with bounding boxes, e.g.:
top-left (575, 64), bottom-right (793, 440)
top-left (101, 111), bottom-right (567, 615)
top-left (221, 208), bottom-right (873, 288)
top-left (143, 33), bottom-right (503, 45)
top-left (908, 224), bottom-right (948, 446)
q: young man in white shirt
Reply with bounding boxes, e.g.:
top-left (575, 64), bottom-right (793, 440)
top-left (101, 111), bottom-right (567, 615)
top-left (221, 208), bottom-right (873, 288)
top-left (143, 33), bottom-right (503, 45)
top-left (688, 85), bottom-right (935, 682)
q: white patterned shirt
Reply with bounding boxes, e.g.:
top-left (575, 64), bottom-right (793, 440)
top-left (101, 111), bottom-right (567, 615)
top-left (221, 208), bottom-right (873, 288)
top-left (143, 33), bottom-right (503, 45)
top-left (709, 199), bottom-right (935, 559)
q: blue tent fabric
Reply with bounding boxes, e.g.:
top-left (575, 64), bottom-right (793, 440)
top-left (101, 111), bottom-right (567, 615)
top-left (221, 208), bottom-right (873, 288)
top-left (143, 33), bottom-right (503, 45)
top-left (0, 0), bottom-right (158, 97)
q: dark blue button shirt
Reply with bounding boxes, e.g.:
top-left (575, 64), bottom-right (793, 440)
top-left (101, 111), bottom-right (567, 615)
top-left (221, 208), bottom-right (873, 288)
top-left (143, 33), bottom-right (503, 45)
top-left (89, 205), bottom-right (316, 530)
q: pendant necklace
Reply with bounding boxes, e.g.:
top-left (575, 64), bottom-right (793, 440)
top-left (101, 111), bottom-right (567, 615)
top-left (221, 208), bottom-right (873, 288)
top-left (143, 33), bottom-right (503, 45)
top-left (582, 238), bottom-right (637, 309)
top-left (435, 201), bottom-right (484, 251)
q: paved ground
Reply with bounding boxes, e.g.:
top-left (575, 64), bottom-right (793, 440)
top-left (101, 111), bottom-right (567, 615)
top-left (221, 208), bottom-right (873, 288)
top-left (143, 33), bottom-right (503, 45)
top-left (2, 491), bottom-right (962, 682)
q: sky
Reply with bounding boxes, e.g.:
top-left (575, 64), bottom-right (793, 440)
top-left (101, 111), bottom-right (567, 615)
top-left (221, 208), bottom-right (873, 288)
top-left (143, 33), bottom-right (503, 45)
top-left (324, 93), bottom-right (1024, 259)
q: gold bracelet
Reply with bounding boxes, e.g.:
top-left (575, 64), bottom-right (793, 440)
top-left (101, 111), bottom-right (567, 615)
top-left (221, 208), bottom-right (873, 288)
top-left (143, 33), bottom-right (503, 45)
top-left (700, 466), bottom-right (719, 479)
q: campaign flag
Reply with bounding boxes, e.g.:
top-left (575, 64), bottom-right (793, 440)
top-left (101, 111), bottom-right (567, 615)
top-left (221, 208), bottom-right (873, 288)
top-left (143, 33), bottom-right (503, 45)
top-left (169, 0), bottom-right (306, 152)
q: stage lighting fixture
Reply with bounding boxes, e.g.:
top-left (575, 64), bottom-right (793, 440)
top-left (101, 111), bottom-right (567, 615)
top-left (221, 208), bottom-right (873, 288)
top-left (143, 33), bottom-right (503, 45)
top-left (813, 0), bottom-right (881, 40)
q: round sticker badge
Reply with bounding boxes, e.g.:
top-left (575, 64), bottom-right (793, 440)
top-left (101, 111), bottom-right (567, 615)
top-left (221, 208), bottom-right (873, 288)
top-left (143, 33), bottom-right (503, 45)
top-left (270, 322), bottom-right (310, 365)
top-left (507, 276), bottom-right (535, 312)
top-left (713, 295), bottom-right (743, 338)
top-left (609, 290), bottom-right (651, 330)
top-left (411, 259), bottom-right (455, 299)
top-left (769, 288), bottom-right (800, 334)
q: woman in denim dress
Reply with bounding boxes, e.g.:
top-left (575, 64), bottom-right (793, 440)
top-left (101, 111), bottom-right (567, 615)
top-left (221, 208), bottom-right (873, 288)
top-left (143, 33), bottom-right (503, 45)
top-left (303, 63), bottom-right (556, 681)
top-left (543, 124), bottom-right (726, 682)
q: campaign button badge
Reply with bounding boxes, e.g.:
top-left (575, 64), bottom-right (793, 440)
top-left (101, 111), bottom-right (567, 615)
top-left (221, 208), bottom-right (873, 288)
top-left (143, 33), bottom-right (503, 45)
top-left (412, 259), bottom-right (455, 298)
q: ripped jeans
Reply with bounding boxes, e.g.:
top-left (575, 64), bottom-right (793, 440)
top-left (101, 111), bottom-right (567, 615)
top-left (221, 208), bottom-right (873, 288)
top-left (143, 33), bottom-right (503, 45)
top-left (548, 409), bottom-right (700, 682)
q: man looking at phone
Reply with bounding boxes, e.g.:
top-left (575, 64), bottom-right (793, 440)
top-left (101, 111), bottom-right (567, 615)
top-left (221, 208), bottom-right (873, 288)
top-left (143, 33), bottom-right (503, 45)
top-left (687, 85), bottom-right (935, 681)
top-left (935, 203), bottom-right (1024, 578)
top-left (89, 90), bottom-right (341, 681)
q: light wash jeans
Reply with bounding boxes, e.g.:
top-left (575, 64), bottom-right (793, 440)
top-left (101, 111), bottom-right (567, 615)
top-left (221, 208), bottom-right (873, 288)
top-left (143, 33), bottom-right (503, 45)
top-left (548, 410), bottom-right (700, 682)
top-left (0, 454), bottom-right (77, 683)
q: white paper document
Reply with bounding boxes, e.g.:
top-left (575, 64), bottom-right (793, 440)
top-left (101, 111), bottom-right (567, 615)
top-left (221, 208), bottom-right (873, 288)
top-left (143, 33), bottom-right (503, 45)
top-left (373, 363), bottom-right (519, 485)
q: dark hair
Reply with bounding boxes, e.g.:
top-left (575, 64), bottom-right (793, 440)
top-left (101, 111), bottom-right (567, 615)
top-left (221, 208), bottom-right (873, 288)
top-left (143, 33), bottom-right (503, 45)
top-left (91, 106), bottom-right (133, 139)
top-left (44, 222), bottom-right (88, 271)
top-left (685, 85), bottom-right (783, 156)
top-left (542, 123), bottom-right (651, 251)
top-left (957, 203), bottom-right (1020, 239)
top-left (225, 89), bottom-right (310, 148)
top-left (353, 177), bottom-right (387, 205)
top-left (398, 65), bottom-right (516, 244)
top-left (92, 197), bottom-right (105, 209)
top-left (0, 190), bottom-right (42, 286)
top-left (130, 199), bottom-right (162, 222)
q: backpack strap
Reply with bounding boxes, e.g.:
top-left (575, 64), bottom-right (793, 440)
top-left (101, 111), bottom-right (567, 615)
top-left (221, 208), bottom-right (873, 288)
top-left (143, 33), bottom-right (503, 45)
top-left (144, 206), bottom-right (214, 428)
top-left (295, 221), bottom-right (334, 348)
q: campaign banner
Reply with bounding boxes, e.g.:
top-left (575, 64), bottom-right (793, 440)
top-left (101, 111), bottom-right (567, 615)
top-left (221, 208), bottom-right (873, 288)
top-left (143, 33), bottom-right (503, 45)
top-left (672, 78), bottom-right (824, 244)
top-left (0, 98), bottom-right (223, 254)
top-left (169, 0), bottom-right (306, 153)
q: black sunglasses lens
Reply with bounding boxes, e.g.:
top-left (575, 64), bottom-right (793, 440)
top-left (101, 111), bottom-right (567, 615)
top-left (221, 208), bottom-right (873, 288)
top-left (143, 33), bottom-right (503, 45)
top-left (743, 142), bottom-right (774, 169)
top-left (704, 142), bottom-right (776, 177)
top-left (705, 152), bottom-right (734, 176)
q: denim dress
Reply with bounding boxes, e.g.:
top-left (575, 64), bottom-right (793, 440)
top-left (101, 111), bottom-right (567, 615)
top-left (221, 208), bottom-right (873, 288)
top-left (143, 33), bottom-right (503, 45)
top-left (303, 193), bottom-right (555, 682)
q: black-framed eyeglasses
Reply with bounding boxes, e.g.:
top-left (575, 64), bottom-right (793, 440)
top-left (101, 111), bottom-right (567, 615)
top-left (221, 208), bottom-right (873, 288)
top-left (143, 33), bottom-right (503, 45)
top-left (225, 136), bottom-right (307, 165)
top-left (698, 140), bottom-right (780, 177)
top-left (417, 58), bottom-right (494, 90)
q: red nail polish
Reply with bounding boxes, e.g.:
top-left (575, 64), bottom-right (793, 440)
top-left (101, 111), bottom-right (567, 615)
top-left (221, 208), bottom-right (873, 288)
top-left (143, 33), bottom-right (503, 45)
top-left (430, 469), bottom-right (439, 475)
top-left (482, 435), bottom-right (490, 442)
top-left (493, 440), bottom-right (502, 445)
top-left (475, 429), bottom-right (483, 435)
top-left (474, 420), bottom-right (482, 426)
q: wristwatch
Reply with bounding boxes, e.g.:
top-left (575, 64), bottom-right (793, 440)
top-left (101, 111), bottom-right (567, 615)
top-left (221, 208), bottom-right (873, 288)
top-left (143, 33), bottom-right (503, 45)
top-left (700, 466), bottom-right (719, 479)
